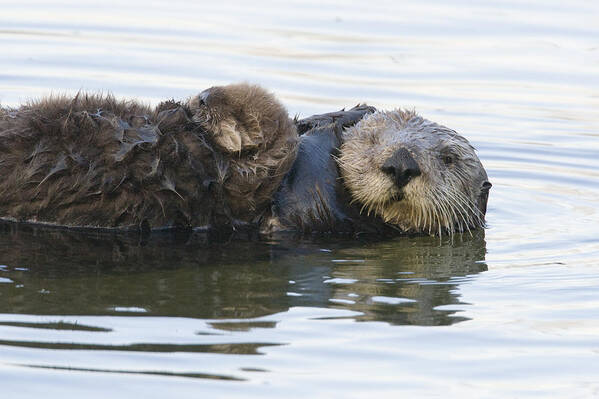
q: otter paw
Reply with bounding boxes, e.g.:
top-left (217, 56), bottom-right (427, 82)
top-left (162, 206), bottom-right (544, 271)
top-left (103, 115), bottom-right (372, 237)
top-left (188, 83), bottom-right (285, 154)
top-left (295, 104), bottom-right (377, 135)
top-left (209, 114), bottom-right (261, 153)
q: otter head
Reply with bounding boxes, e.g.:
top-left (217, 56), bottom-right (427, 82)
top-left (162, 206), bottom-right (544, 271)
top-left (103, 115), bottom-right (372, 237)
top-left (338, 110), bottom-right (491, 235)
top-left (187, 83), bottom-right (298, 224)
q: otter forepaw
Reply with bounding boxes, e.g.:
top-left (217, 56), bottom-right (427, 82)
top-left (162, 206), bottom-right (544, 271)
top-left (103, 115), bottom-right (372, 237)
top-left (188, 85), bottom-right (267, 154)
top-left (295, 104), bottom-right (377, 135)
top-left (210, 115), bottom-right (262, 153)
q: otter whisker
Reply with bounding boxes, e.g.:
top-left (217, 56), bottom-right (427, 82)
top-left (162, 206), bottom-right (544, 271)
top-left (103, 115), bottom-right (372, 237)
top-left (427, 186), bottom-right (447, 235)
top-left (426, 202), bottom-right (434, 235)
top-left (443, 188), bottom-right (465, 232)
top-left (432, 198), bottom-right (444, 236)
top-left (447, 193), bottom-right (474, 234)
top-left (453, 193), bottom-right (484, 233)
top-left (440, 185), bottom-right (476, 234)
top-left (453, 189), bottom-right (484, 226)
top-left (439, 199), bottom-right (455, 233)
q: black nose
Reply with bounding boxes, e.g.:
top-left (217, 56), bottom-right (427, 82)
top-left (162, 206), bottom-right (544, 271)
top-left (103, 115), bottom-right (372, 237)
top-left (481, 181), bottom-right (492, 192)
top-left (381, 148), bottom-right (421, 189)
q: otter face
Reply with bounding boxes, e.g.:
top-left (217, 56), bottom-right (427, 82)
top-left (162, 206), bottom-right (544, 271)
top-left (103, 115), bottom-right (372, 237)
top-left (338, 110), bottom-right (491, 235)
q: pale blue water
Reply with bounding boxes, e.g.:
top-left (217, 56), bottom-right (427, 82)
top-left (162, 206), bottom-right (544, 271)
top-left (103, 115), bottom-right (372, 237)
top-left (1, 0), bottom-right (599, 397)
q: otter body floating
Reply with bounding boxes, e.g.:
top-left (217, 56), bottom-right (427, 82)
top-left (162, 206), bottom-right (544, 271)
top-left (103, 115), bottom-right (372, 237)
top-left (0, 84), bottom-right (490, 237)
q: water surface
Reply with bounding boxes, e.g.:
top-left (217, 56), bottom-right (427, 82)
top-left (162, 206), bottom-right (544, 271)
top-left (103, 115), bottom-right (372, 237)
top-left (1, 0), bottom-right (599, 397)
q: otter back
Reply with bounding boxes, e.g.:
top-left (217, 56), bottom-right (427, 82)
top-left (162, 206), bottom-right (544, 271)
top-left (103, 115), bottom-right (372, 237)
top-left (0, 95), bottom-right (216, 230)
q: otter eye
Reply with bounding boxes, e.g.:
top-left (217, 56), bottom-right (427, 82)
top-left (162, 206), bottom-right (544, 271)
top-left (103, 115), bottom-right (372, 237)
top-left (442, 155), bottom-right (454, 165)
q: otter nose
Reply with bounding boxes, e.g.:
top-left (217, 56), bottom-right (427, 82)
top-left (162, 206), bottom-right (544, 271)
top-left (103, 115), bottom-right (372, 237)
top-left (381, 148), bottom-right (421, 189)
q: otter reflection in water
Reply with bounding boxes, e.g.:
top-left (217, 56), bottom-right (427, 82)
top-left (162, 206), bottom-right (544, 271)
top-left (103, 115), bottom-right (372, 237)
top-left (0, 223), bottom-right (487, 326)
top-left (0, 83), bottom-right (490, 237)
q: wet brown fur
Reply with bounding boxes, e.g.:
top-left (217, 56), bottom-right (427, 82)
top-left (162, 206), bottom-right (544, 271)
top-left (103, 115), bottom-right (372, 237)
top-left (0, 84), bottom-right (298, 231)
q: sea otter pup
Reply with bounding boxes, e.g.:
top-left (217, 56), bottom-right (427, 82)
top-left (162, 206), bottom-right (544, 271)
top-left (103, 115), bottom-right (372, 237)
top-left (0, 84), bottom-right (297, 232)
top-left (0, 84), bottom-right (490, 236)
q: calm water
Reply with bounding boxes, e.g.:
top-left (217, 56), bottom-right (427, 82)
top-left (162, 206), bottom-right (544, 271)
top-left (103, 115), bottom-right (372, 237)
top-left (1, 0), bottom-right (599, 397)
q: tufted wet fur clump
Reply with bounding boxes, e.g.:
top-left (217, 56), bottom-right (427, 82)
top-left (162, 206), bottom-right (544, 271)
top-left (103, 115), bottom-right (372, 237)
top-left (337, 110), bottom-right (491, 236)
top-left (0, 84), bottom-right (298, 231)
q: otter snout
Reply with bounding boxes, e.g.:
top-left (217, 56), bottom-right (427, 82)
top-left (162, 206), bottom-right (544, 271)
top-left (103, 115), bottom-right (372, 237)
top-left (381, 148), bottom-right (421, 189)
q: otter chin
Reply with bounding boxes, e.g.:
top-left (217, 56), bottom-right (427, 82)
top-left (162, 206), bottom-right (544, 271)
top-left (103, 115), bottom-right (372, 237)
top-left (337, 110), bottom-right (491, 235)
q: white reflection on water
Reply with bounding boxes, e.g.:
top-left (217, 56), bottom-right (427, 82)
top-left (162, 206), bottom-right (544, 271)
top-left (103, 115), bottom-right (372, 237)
top-left (1, 0), bottom-right (599, 397)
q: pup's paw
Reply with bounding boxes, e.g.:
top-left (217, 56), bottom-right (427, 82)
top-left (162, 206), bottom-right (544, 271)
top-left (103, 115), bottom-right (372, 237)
top-left (188, 83), bottom-right (289, 154)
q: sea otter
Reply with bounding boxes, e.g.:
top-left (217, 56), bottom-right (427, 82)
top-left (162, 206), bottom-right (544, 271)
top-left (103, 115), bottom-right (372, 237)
top-left (269, 107), bottom-right (491, 236)
top-left (0, 83), bottom-right (490, 236)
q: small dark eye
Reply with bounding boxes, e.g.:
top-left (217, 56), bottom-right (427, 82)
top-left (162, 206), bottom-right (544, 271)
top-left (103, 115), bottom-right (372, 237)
top-left (443, 155), bottom-right (454, 165)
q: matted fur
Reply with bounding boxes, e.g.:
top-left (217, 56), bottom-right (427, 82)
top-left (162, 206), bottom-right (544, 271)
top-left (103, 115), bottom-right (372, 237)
top-left (0, 84), bottom-right (298, 230)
